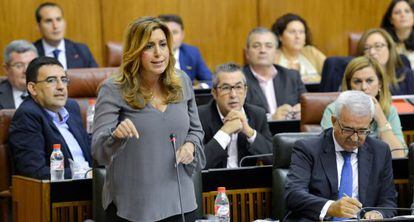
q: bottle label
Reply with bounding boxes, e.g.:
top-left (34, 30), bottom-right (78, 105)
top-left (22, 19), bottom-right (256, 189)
top-left (214, 205), bottom-right (229, 216)
top-left (51, 160), bottom-right (64, 170)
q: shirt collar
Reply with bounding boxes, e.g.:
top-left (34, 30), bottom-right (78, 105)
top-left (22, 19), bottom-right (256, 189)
top-left (332, 129), bottom-right (358, 154)
top-left (45, 107), bottom-right (69, 125)
top-left (42, 39), bottom-right (65, 55)
top-left (249, 65), bottom-right (277, 83)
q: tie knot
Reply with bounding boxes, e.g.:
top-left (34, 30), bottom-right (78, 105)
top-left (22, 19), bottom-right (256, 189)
top-left (20, 92), bottom-right (28, 100)
top-left (341, 151), bottom-right (352, 161)
top-left (52, 49), bottom-right (61, 59)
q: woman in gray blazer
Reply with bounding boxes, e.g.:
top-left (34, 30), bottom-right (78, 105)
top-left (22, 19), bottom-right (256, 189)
top-left (92, 17), bottom-right (205, 221)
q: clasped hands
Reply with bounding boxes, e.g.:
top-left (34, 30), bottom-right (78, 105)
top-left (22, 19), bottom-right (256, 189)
top-left (327, 196), bottom-right (383, 220)
top-left (220, 110), bottom-right (254, 138)
top-left (111, 119), bottom-right (194, 164)
top-left (271, 103), bottom-right (301, 120)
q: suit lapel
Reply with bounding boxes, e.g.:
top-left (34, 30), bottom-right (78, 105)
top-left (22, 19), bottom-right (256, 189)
top-left (66, 114), bottom-right (92, 164)
top-left (320, 130), bottom-right (339, 197)
top-left (0, 81), bottom-right (16, 109)
top-left (273, 72), bottom-right (283, 106)
top-left (244, 67), bottom-right (269, 111)
top-left (357, 144), bottom-right (372, 204)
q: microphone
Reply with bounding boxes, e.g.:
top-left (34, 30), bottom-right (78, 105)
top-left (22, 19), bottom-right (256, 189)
top-left (356, 206), bottom-right (414, 221)
top-left (238, 153), bottom-right (273, 167)
top-left (169, 133), bottom-right (185, 222)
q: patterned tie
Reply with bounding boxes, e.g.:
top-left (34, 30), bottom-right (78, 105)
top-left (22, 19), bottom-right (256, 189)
top-left (333, 151), bottom-right (353, 221)
top-left (20, 91), bottom-right (28, 100)
top-left (52, 49), bottom-right (61, 59)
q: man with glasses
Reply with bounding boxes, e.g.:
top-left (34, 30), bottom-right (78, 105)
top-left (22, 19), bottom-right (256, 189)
top-left (9, 57), bottom-right (92, 180)
top-left (284, 91), bottom-right (396, 221)
top-left (198, 62), bottom-right (272, 169)
top-left (1, 40), bottom-right (38, 109)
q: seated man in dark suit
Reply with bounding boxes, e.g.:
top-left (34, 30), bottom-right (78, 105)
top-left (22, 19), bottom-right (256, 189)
top-left (285, 91), bottom-right (396, 221)
top-left (243, 27), bottom-right (306, 120)
top-left (33, 2), bottom-right (98, 69)
top-left (158, 14), bottom-right (212, 85)
top-left (198, 62), bottom-right (272, 169)
top-left (1, 40), bottom-right (38, 109)
top-left (9, 57), bottom-right (92, 180)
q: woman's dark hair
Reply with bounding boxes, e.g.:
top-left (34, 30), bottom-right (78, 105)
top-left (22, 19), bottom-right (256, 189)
top-left (271, 13), bottom-right (312, 48)
top-left (380, 0), bottom-right (414, 50)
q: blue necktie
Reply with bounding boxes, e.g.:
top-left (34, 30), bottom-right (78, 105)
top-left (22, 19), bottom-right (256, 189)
top-left (332, 151), bottom-right (353, 221)
top-left (52, 49), bottom-right (61, 59)
top-left (338, 151), bottom-right (353, 199)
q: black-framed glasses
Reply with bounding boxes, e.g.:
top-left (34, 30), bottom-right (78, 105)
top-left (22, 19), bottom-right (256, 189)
top-left (216, 83), bottom-right (246, 95)
top-left (337, 121), bottom-right (370, 137)
top-left (35, 76), bottom-right (70, 86)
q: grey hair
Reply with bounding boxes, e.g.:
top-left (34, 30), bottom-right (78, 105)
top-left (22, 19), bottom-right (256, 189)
top-left (212, 62), bottom-right (246, 88)
top-left (3, 40), bottom-right (38, 64)
top-left (334, 91), bottom-right (375, 119)
top-left (245, 27), bottom-right (278, 49)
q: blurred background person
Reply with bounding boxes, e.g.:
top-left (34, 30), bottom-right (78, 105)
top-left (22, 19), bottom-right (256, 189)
top-left (92, 17), bottom-right (205, 221)
top-left (1, 40), bottom-right (37, 109)
top-left (381, 0), bottom-right (414, 67)
top-left (271, 13), bottom-right (326, 83)
top-left (321, 56), bottom-right (406, 157)
top-left (356, 28), bottom-right (414, 95)
top-left (158, 14), bottom-right (212, 87)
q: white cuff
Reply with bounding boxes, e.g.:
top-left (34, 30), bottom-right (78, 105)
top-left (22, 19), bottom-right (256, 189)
top-left (247, 130), bottom-right (257, 144)
top-left (213, 130), bottom-right (231, 150)
top-left (320, 200), bottom-right (334, 221)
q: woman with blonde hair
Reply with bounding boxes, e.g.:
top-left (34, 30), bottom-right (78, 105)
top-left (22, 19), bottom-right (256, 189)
top-left (356, 28), bottom-right (414, 95)
top-left (92, 17), bottom-right (205, 221)
top-left (321, 56), bottom-right (406, 158)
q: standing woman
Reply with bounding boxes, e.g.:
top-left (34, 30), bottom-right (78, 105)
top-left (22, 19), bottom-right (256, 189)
top-left (92, 17), bottom-right (205, 221)
top-left (271, 13), bottom-right (326, 83)
top-left (381, 0), bottom-right (414, 67)
top-left (357, 28), bottom-right (414, 95)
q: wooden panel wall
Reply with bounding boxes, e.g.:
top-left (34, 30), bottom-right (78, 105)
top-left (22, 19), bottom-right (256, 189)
top-left (0, 0), bottom-right (396, 73)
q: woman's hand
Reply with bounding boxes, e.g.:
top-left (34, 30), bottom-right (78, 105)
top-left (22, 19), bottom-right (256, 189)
top-left (176, 142), bottom-right (195, 164)
top-left (371, 96), bottom-right (387, 125)
top-left (111, 118), bottom-right (139, 140)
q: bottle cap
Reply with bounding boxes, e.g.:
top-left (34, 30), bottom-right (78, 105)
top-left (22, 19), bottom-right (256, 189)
top-left (53, 144), bottom-right (61, 149)
top-left (88, 99), bottom-right (95, 106)
top-left (217, 187), bottom-right (226, 192)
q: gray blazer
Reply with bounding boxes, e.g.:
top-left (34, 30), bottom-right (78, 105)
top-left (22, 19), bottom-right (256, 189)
top-left (243, 65), bottom-right (307, 113)
top-left (92, 71), bottom-right (205, 221)
top-left (0, 80), bottom-right (16, 109)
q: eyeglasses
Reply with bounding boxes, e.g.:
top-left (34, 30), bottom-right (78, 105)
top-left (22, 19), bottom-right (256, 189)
top-left (8, 62), bottom-right (29, 71)
top-left (363, 43), bottom-right (387, 53)
top-left (35, 76), bottom-right (70, 86)
top-left (216, 83), bottom-right (246, 95)
top-left (337, 121), bottom-right (371, 137)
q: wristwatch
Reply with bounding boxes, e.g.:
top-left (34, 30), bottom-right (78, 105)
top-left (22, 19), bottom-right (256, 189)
top-left (379, 122), bottom-right (392, 133)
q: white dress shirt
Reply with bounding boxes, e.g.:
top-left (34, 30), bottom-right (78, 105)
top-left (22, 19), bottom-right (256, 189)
top-left (12, 87), bottom-right (25, 108)
top-left (249, 66), bottom-right (278, 117)
top-left (174, 49), bottom-right (181, 70)
top-left (42, 39), bottom-right (67, 70)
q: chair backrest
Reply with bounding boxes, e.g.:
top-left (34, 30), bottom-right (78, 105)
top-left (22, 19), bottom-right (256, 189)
top-left (319, 56), bottom-right (353, 92)
top-left (409, 143), bottom-right (414, 202)
top-left (0, 109), bottom-right (16, 222)
top-left (271, 132), bottom-right (319, 220)
top-left (348, 32), bottom-right (362, 56)
top-left (300, 92), bottom-right (339, 132)
top-left (105, 41), bottom-right (123, 67)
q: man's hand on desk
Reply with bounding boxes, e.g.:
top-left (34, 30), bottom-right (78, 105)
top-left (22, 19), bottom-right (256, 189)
top-left (363, 210), bottom-right (383, 220)
top-left (327, 196), bottom-right (362, 218)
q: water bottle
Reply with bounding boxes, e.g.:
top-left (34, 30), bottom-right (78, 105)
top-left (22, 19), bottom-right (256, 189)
top-left (50, 144), bottom-right (64, 181)
top-left (86, 99), bottom-right (95, 134)
top-left (214, 187), bottom-right (230, 222)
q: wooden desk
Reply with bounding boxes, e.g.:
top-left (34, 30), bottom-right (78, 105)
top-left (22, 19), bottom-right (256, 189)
top-left (12, 176), bottom-right (92, 222)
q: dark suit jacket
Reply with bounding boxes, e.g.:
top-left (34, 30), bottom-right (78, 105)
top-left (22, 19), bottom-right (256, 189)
top-left (198, 100), bottom-right (273, 169)
top-left (9, 97), bottom-right (92, 179)
top-left (179, 43), bottom-right (212, 82)
top-left (0, 80), bottom-right (16, 109)
top-left (243, 65), bottom-right (307, 113)
top-left (285, 128), bottom-right (397, 221)
top-left (34, 38), bottom-right (98, 69)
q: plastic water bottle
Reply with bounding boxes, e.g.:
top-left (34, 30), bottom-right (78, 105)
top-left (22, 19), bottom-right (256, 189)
top-left (86, 99), bottom-right (95, 134)
top-left (50, 144), bottom-right (64, 181)
top-left (214, 187), bottom-right (230, 222)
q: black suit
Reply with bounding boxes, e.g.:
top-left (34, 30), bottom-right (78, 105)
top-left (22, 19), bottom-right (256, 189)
top-left (198, 100), bottom-right (272, 169)
top-left (243, 65), bottom-right (307, 113)
top-left (285, 128), bottom-right (397, 221)
top-left (34, 38), bottom-right (98, 69)
top-left (0, 80), bottom-right (16, 109)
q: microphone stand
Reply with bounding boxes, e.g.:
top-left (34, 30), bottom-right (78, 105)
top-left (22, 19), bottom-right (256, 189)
top-left (170, 134), bottom-right (185, 222)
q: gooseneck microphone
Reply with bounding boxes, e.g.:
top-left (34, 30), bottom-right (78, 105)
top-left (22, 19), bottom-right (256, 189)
top-left (170, 133), bottom-right (185, 222)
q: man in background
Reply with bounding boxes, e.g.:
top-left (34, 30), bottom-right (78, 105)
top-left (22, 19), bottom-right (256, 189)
top-left (1, 40), bottom-right (38, 109)
top-left (34, 2), bottom-right (98, 69)
top-left (159, 14), bottom-right (212, 84)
